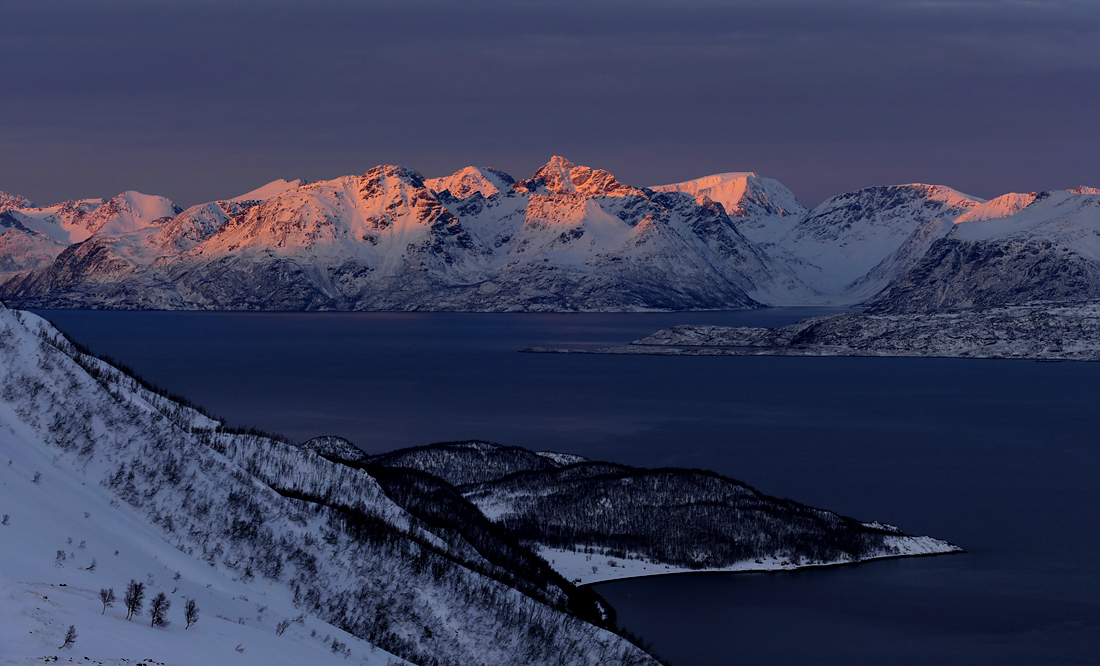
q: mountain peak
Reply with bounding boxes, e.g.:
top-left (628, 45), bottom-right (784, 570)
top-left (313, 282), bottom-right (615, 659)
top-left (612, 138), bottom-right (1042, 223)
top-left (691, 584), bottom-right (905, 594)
top-left (512, 157), bottom-right (642, 198)
top-left (652, 172), bottom-right (806, 217)
top-left (897, 183), bottom-right (986, 207)
top-left (360, 164), bottom-right (427, 188)
top-left (954, 192), bottom-right (1038, 224)
top-left (70, 191), bottom-right (180, 240)
top-left (228, 178), bottom-right (307, 203)
top-left (424, 166), bottom-right (515, 200)
top-left (0, 191), bottom-right (35, 211)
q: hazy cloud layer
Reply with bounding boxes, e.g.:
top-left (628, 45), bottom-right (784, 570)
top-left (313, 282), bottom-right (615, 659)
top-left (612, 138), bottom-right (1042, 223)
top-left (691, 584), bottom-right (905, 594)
top-left (3, 0), bottom-right (1099, 206)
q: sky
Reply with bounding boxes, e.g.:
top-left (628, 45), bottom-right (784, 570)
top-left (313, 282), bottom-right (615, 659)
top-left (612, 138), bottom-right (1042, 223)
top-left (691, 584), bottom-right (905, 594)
top-left (2, 0), bottom-right (1099, 208)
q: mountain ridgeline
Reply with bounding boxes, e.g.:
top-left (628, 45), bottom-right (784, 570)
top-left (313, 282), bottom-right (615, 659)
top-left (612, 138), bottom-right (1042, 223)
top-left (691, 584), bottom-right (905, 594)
top-left (4, 161), bottom-right (1098, 313)
top-left (0, 160), bottom-right (780, 311)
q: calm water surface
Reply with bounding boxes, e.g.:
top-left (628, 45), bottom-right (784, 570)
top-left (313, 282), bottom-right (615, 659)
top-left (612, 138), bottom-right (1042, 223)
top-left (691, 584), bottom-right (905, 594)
top-left (36, 309), bottom-right (1100, 665)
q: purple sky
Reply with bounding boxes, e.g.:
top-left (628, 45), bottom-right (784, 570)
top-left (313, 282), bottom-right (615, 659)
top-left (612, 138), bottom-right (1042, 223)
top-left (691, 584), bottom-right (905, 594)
top-left (3, 0), bottom-right (1099, 208)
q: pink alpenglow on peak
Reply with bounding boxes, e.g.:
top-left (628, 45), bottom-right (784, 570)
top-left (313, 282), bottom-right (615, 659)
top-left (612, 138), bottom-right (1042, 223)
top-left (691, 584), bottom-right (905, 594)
top-left (33, 191), bottom-right (180, 244)
top-left (424, 167), bottom-right (515, 200)
top-left (52, 192), bottom-right (174, 243)
top-left (0, 191), bottom-right (35, 211)
top-left (954, 187), bottom-right (1100, 225)
top-left (511, 156), bottom-right (644, 198)
top-left (651, 172), bottom-right (807, 218)
top-left (228, 178), bottom-right (308, 203)
top-left (954, 192), bottom-right (1039, 225)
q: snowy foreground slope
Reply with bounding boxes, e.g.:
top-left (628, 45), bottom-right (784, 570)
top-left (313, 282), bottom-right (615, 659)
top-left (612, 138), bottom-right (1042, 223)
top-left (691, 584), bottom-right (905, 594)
top-left (526, 302), bottom-right (1100, 361)
top-left (306, 441), bottom-right (961, 586)
top-left (0, 305), bottom-right (657, 666)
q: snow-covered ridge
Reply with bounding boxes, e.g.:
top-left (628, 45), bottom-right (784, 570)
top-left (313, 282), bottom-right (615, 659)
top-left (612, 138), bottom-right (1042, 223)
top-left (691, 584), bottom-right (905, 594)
top-left (651, 171), bottom-right (807, 218)
top-left (424, 166), bottom-right (514, 200)
top-left (0, 190), bottom-right (35, 210)
top-left (954, 191), bottom-right (1037, 224)
top-left (759, 183), bottom-right (985, 301)
top-left (229, 178), bottom-right (308, 203)
top-left (512, 156), bottom-right (644, 198)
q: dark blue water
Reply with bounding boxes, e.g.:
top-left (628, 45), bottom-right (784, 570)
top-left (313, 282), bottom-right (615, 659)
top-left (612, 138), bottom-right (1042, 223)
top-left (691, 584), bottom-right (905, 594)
top-left (35, 309), bottom-right (1100, 665)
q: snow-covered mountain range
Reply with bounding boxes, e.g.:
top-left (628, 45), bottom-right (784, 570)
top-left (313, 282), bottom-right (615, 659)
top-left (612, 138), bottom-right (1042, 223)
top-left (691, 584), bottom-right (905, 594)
top-left (0, 158), bottom-right (781, 311)
top-left (2, 160), bottom-right (1099, 313)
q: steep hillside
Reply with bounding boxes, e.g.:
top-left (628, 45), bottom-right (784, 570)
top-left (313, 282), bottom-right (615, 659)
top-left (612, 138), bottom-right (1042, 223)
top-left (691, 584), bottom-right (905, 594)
top-left (0, 305), bottom-right (658, 666)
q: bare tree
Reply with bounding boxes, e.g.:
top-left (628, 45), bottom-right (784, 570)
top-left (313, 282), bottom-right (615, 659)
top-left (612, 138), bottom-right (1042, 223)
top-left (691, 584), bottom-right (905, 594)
top-left (149, 592), bottom-right (170, 627)
top-left (58, 625), bottom-right (77, 649)
top-left (275, 619), bottom-right (291, 636)
top-left (99, 588), bottom-right (115, 614)
top-left (124, 580), bottom-right (144, 620)
top-left (185, 598), bottom-right (200, 629)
